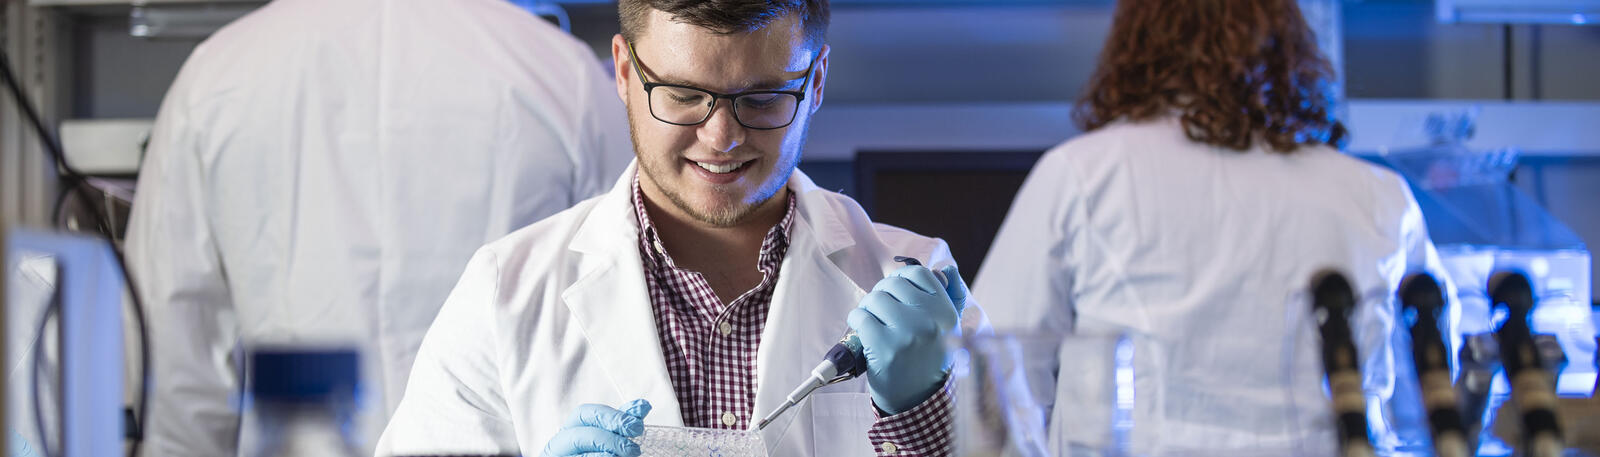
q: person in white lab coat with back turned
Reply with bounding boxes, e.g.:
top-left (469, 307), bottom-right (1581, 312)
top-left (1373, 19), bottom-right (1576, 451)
top-left (974, 0), bottom-right (1454, 455)
top-left (123, 0), bottom-right (633, 455)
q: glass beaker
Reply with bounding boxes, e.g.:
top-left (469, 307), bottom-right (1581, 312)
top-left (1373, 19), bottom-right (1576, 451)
top-left (950, 331), bottom-right (1330, 457)
top-left (950, 332), bottom-right (1128, 457)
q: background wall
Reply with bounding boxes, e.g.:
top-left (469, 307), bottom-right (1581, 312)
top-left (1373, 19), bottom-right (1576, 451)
top-left (6, 0), bottom-right (1600, 288)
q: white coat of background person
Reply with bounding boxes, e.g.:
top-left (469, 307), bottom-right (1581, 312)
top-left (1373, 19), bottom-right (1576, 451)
top-left (973, 1), bottom-right (1455, 455)
top-left (122, 0), bottom-right (633, 454)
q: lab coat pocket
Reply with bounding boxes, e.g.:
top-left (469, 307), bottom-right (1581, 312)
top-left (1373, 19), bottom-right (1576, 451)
top-left (809, 392), bottom-right (878, 457)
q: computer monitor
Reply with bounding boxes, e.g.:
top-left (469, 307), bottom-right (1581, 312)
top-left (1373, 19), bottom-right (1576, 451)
top-left (4, 227), bottom-right (124, 457)
top-left (854, 150), bottom-right (1045, 284)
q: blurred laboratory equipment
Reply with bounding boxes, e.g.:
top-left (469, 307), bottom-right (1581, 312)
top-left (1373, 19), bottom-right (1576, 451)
top-left (1569, 341), bottom-right (1600, 453)
top-left (1458, 331), bottom-right (1502, 452)
top-left (1377, 109), bottom-right (1595, 393)
top-left (508, 0), bottom-right (571, 32)
top-left (3, 38), bottom-right (154, 456)
top-left (941, 274), bottom-right (1600, 457)
top-left (949, 332), bottom-right (1062, 457)
top-left (1376, 109), bottom-right (1595, 456)
top-left (1400, 273), bottom-right (1471, 457)
top-left (1312, 271), bottom-right (1378, 457)
top-left (4, 228), bottom-right (127, 457)
top-left (52, 119), bottom-right (150, 246)
top-left (129, 3), bottom-right (260, 39)
top-left (950, 329), bottom-right (1334, 457)
top-left (635, 425), bottom-right (764, 457)
top-left (246, 348), bottom-right (363, 457)
top-left (1421, 269), bottom-right (1600, 457)
top-left (1489, 272), bottom-right (1565, 457)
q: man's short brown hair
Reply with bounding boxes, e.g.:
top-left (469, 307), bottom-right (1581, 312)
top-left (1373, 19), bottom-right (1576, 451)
top-left (618, 0), bottom-right (829, 49)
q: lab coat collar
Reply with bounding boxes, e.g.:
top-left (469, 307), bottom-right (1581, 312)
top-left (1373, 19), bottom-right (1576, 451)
top-left (563, 161), bottom-right (682, 425)
top-left (564, 161), bottom-right (865, 433)
top-left (786, 167), bottom-right (856, 256)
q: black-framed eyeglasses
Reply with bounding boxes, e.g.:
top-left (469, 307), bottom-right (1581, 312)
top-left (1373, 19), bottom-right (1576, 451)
top-left (627, 41), bottom-right (817, 130)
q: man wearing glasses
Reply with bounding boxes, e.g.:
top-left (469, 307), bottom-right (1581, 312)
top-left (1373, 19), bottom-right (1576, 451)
top-left (377, 1), bottom-right (981, 456)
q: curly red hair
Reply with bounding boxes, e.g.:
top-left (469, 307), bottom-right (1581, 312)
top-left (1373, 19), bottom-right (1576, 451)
top-left (1076, 0), bottom-right (1348, 153)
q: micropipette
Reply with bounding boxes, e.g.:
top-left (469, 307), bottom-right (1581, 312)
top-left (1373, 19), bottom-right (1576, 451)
top-left (755, 256), bottom-right (944, 430)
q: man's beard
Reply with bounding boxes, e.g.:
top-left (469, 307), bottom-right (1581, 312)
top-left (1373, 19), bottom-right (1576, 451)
top-left (627, 114), bottom-right (805, 228)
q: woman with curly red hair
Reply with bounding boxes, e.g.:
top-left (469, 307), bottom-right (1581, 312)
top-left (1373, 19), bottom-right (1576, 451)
top-left (975, 0), bottom-right (1452, 454)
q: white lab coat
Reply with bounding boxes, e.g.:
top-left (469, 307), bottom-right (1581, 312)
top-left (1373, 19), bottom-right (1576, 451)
top-left (123, 0), bottom-right (633, 455)
top-left (974, 117), bottom-right (1454, 456)
top-left (377, 164), bottom-right (985, 457)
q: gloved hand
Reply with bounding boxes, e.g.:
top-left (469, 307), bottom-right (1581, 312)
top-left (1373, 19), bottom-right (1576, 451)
top-left (847, 264), bottom-right (969, 415)
top-left (540, 399), bottom-right (652, 457)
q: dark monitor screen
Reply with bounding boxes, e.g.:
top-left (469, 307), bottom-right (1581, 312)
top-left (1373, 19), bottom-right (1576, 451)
top-left (854, 151), bottom-right (1045, 285)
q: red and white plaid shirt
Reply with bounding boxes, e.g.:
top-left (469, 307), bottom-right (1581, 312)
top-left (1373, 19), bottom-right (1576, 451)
top-left (633, 176), bottom-right (953, 456)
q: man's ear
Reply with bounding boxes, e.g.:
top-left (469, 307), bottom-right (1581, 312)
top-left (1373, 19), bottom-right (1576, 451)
top-left (808, 45), bottom-right (830, 114)
top-left (612, 34), bottom-right (631, 104)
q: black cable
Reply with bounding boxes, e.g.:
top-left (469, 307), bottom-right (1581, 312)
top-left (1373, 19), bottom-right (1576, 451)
top-left (0, 47), bottom-right (152, 457)
top-left (50, 180), bottom-right (75, 226)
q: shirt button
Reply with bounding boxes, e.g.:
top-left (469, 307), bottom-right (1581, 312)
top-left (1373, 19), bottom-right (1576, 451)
top-left (718, 321), bottom-right (734, 336)
top-left (721, 411), bottom-right (738, 426)
top-left (880, 442), bottom-right (898, 454)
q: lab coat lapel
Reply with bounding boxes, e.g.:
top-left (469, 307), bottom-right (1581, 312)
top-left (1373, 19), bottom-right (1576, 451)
top-left (562, 162), bottom-right (684, 426)
top-left (754, 171), bottom-right (866, 441)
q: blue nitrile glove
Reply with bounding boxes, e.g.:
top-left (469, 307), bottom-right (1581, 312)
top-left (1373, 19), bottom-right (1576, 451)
top-left (540, 399), bottom-right (652, 457)
top-left (847, 264), bottom-right (969, 415)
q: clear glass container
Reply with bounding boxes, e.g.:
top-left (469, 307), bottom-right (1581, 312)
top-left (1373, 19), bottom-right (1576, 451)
top-left (949, 331), bottom-right (1327, 457)
top-left (950, 332), bottom-right (1128, 457)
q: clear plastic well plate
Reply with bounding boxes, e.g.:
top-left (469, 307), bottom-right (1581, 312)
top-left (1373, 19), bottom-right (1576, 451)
top-left (635, 425), bottom-right (764, 457)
